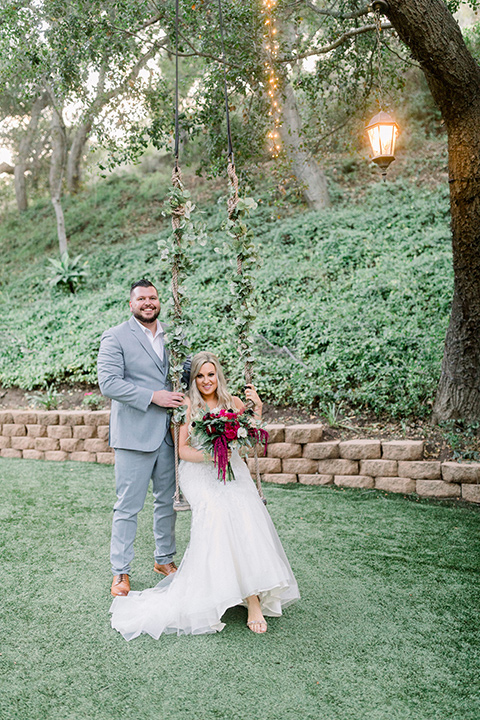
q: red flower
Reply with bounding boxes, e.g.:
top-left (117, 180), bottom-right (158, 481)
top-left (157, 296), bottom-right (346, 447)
top-left (224, 422), bottom-right (239, 440)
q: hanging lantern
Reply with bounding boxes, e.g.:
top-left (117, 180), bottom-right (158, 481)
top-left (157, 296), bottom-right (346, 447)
top-left (366, 111), bottom-right (399, 176)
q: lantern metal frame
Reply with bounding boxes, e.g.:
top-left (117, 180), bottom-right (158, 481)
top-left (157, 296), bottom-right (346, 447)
top-left (365, 110), bottom-right (399, 175)
top-left (371, 0), bottom-right (389, 13)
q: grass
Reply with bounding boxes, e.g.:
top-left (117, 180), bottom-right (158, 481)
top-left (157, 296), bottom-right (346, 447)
top-left (1, 457), bottom-right (480, 719)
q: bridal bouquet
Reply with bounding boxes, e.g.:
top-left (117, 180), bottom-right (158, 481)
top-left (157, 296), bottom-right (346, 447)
top-left (191, 408), bottom-right (269, 483)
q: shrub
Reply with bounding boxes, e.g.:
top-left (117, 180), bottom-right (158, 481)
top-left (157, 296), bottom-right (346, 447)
top-left (48, 252), bottom-right (88, 294)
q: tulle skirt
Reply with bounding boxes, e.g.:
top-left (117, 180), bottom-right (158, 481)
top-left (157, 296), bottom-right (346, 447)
top-left (110, 451), bottom-right (300, 640)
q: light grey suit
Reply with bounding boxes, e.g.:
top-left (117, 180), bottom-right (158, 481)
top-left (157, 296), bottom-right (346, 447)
top-left (98, 316), bottom-right (175, 575)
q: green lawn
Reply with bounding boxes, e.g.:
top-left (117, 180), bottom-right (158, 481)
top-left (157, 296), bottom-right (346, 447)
top-left (1, 457), bottom-right (479, 720)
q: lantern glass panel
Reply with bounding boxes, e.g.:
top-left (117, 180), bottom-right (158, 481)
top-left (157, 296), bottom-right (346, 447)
top-left (367, 123), bottom-right (397, 158)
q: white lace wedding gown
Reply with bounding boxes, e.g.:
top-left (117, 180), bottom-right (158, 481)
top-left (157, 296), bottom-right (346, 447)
top-left (110, 447), bottom-right (300, 640)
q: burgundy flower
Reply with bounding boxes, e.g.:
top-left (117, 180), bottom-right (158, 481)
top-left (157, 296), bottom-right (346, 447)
top-left (224, 422), bottom-right (239, 440)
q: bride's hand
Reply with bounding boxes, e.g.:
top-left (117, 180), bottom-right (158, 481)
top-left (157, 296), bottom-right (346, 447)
top-left (245, 384), bottom-right (262, 410)
top-left (227, 448), bottom-right (232, 462)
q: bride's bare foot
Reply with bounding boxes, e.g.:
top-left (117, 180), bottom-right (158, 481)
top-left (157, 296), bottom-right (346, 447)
top-left (246, 595), bottom-right (267, 634)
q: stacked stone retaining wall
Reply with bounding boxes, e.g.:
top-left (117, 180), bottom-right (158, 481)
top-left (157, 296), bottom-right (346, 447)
top-left (1, 413), bottom-right (479, 504)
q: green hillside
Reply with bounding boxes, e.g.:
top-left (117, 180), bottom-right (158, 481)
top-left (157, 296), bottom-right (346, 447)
top-left (0, 169), bottom-right (452, 419)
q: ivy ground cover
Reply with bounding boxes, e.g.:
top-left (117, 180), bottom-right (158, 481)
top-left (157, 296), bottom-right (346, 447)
top-left (0, 173), bottom-right (452, 419)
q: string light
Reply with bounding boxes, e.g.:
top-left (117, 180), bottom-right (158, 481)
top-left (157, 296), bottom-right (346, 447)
top-left (261, 0), bottom-right (281, 157)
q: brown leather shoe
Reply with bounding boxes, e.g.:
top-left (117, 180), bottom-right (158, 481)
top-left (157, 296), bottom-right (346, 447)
top-left (111, 573), bottom-right (130, 597)
top-left (154, 561), bottom-right (178, 576)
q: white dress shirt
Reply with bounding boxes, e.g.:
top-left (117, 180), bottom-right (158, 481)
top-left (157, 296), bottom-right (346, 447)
top-left (134, 317), bottom-right (165, 361)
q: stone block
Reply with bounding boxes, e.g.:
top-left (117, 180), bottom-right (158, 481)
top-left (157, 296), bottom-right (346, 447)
top-left (360, 459), bottom-right (398, 477)
top-left (375, 477), bottom-right (416, 494)
top-left (0, 411), bottom-right (13, 424)
top-left (263, 473), bottom-right (297, 484)
top-left (58, 411), bottom-right (85, 426)
top-left (398, 461), bottom-right (441, 480)
top-left (303, 441), bottom-right (340, 460)
top-left (265, 424), bottom-right (285, 443)
top-left (442, 462), bottom-right (480, 484)
top-left (267, 443), bottom-right (302, 459)
top-left (22, 449), bottom-right (44, 460)
top-left (47, 425), bottom-right (73, 439)
top-left (317, 459), bottom-right (359, 475)
top-left (26, 424), bottom-right (47, 438)
top-left (298, 474), bottom-right (333, 486)
top-left (1, 448), bottom-right (22, 458)
top-left (83, 411), bottom-right (110, 426)
top-left (69, 451), bottom-right (97, 462)
top-left (284, 424), bottom-right (323, 444)
top-left (44, 450), bottom-right (68, 462)
top-left (334, 475), bottom-right (375, 489)
top-left (11, 410), bottom-right (37, 424)
top-left (96, 452), bottom-right (115, 465)
top-left (60, 438), bottom-right (85, 453)
top-left (462, 484), bottom-right (480, 503)
top-left (3, 424), bottom-right (26, 437)
top-left (73, 425), bottom-right (97, 439)
top-left (11, 436), bottom-right (35, 450)
top-left (247, 457), bottom-right (282, 474)
top-left (416, 480), bottom-right (461, 498)
top-left (36, 412), bottom-right (59, 426)
top-left (0, 436), bottom-right (11, 449)
top-left (382, 440), bottom-right (424, 460)
top-left (282, 458), bottom-right (318, 474)
top-left (35, 437), bottom-right (60, 452)
top-left (339, 439), bottom-right (381, 460)
top-left (84, 438), bottom-right (110, 453)
top-left (97, 425), bottom-right (110, 441)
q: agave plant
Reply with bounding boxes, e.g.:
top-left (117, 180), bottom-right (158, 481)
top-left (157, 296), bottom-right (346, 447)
top-left (48, 252), bottom-right (88, 294)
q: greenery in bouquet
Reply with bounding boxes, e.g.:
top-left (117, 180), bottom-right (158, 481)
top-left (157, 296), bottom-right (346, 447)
top-left (191, 407), bottom-right (269, 483)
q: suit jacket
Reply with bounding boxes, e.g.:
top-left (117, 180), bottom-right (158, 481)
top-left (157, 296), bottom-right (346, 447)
top-left (97, 316), bottom-right (172, 452)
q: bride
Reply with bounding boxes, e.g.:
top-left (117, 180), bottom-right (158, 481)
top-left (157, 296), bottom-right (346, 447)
top-left (110, 351), bottom-right (299, 640)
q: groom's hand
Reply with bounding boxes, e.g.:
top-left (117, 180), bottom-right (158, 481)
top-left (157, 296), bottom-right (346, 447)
top-left (151, 390), bottom-right (185, 408)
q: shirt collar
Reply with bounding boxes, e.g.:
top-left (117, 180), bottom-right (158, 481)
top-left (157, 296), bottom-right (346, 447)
top-left (133, 317), bottom-right (163, 339)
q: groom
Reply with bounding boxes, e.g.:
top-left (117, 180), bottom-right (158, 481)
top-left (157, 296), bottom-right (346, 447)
top-left (98, 279), bottom-right (185, 597)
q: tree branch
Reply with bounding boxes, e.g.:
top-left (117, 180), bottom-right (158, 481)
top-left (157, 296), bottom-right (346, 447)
top-left (171, 29), bottom-right (244, 70)
top-left (296, 1), bottom-right (371, 20)
top-left (279, 22), bottom-right (392, 62)
top-left (0, 162), bottom-right (14, 175)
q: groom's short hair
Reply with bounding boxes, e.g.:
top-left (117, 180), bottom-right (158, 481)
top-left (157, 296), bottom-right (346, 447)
top-left (130, 279), bottom-right (157, 296)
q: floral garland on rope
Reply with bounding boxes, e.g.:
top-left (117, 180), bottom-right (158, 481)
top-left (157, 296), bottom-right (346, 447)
top-left (224, 162), bottom-right (266, 504)
top-left (159, 166), bottom-right (205, 425)
top-left (225, 163), bottom-right (259, 386)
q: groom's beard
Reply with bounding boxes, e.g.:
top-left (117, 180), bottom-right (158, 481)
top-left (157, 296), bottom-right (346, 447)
top-left (132, 308), bottom-right (160, 324)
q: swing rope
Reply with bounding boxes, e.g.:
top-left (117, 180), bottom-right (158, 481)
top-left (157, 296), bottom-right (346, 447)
top-left (171, 0), bottom-right (190, 511)
top-left (218, 0), bottom-right (266, 505)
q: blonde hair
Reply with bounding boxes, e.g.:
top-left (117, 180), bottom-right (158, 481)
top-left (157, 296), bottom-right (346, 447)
top-left (188, 352), bottom-right (236, 417)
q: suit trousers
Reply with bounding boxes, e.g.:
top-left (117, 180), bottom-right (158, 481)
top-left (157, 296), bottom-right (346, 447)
top-left (111, 438), bottom-right (176, 575)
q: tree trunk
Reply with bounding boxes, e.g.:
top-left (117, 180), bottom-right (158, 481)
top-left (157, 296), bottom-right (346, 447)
top-left (13, 92), bottom-right (49, 212)
top-left (385, 0), bottom-right (480, 423)
top-left (65, 51), bottom-right (156, 195)
top-left (49, 104), bottom-right (68, 256)
top-left (279, 21), bottom-right (330, 210)
top-left (280, 82), bottom-right (331, 210)
top-left (66, 119), bottom-right (92, 194)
